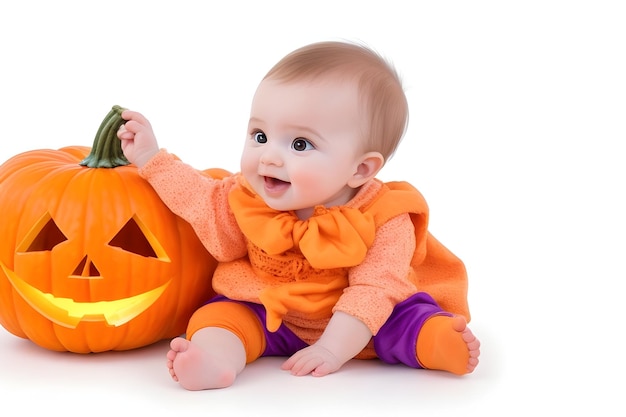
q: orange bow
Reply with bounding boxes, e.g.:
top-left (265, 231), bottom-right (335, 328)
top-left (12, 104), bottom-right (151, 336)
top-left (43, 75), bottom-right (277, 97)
top-left (228, 184), bottom-right (377, 269)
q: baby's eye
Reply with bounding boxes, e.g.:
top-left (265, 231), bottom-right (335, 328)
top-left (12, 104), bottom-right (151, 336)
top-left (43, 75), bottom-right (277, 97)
top-left (292, 138), bottom-right (314, 152)
top-left (253, 131), bottom-right (267, 144)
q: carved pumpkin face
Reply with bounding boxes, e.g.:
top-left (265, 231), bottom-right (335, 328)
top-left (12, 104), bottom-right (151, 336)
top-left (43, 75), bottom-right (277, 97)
top-left (0, 108), bottom-right (217, 353)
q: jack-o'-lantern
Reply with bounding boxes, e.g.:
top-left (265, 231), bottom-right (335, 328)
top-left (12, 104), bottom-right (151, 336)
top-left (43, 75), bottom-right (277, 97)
top-left (0, 105), bottom-right (218, 353)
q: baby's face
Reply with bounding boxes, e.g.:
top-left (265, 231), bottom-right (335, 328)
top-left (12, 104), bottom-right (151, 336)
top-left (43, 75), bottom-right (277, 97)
top-left (241, 77), bottom-right (368, 219)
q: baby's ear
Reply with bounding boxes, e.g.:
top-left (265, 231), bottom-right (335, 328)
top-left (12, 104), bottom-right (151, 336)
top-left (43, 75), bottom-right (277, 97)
top-left (348, 152), bottom-right (384, 188)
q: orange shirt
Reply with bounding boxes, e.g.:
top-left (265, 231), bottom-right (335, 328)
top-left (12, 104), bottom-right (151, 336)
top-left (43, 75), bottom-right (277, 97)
top-left (139, 150), bottom-right (469, 344)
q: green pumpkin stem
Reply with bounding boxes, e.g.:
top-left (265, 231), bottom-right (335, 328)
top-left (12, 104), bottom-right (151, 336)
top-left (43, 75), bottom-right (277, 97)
top-left (79, 105), bottom-right (130, 168)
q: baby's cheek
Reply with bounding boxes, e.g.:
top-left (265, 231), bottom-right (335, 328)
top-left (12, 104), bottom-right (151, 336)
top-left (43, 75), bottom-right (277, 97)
top-left (239, 153), bottom-right (256, 178)
top-left (290, 170), bottom-right (329, 200)
top-left (289, 169), bottom-right (316, 189)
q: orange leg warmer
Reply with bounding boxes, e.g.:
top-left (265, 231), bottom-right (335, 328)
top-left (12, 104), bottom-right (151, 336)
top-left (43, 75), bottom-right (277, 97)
top-left (186, 301), bottom-right (267, 364)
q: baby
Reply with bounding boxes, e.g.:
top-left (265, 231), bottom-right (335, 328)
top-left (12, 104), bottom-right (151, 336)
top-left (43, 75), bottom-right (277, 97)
top-left (117, 41), bottom-right (480, 390)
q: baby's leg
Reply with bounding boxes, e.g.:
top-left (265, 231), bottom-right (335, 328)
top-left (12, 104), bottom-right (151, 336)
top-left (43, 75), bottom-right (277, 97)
top-left (166, 328), bottom-right (246, 390)
top-left (416, 315), bottom-right (480, 375)
top-left (166, 300), bottom-right (266, 390)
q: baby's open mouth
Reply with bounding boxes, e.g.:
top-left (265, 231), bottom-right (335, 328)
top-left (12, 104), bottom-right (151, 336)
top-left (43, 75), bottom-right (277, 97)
top-left (264, 176), bottom-right (290, 192)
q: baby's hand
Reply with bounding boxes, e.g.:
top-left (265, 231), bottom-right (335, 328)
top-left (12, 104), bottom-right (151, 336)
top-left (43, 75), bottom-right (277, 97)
top-left (281, 344), bottom-right (344, 377)
top-left (117, 110), bottom-right (160, 168)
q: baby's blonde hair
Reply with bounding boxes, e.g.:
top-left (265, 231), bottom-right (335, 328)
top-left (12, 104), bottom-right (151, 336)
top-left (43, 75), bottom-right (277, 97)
top-left (263, 41), bottom-right (408, 161)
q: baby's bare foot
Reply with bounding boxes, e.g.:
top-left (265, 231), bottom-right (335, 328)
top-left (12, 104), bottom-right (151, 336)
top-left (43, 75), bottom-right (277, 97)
top-left (166, 337), bottom-right (237, 390)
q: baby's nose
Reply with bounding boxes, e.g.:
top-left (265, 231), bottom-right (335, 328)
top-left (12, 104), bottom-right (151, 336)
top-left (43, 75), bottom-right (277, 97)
top-left (259, 147), bottom-right (283, 166)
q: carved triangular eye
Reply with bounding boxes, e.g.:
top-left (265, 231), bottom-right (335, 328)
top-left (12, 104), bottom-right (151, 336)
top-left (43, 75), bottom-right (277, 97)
top-left (108, 215), bottom-right (169, 261)
top-left (18, 212), bottom-right (68, 252)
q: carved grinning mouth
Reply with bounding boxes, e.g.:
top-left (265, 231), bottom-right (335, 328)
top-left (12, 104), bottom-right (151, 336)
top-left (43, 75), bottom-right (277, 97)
top-left (1, 262), bottom-right (170, 328)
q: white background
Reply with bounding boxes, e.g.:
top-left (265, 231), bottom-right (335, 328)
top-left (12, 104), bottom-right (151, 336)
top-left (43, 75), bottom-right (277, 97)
top-left (1, 1), bottom-right (624, 415)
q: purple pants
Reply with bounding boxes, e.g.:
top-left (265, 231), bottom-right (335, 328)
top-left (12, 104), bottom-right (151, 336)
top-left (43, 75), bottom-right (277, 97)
top-left (208, 292), bottom-right (447, 369)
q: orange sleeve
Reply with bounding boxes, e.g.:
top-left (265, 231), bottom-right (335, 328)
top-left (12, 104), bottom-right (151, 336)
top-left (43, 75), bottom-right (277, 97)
top-left (333, 214), bottom-right (418, 335)
top-left (138, 150), bottom-right (247, 262)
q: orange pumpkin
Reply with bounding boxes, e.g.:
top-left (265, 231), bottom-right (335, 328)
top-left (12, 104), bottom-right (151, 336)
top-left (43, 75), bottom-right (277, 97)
top-left (0, 106), bottom-right (217, 353)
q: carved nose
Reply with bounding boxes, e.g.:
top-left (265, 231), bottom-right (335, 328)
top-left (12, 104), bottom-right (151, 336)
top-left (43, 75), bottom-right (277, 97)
top-left (72, 255), bottom-right (101, 278)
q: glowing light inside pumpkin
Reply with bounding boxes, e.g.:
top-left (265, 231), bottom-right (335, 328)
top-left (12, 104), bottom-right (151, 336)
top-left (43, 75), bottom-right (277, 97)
top-left (1, 262), bottom-right (170, 328)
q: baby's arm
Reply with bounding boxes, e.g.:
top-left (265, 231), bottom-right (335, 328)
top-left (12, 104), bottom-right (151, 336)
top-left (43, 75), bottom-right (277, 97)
top-left (117, 110), bottom-right (160, 168)
top-left (117, 109), bottom-right (247, 260)
top-left (281, 311), bottom-right (372, 377)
